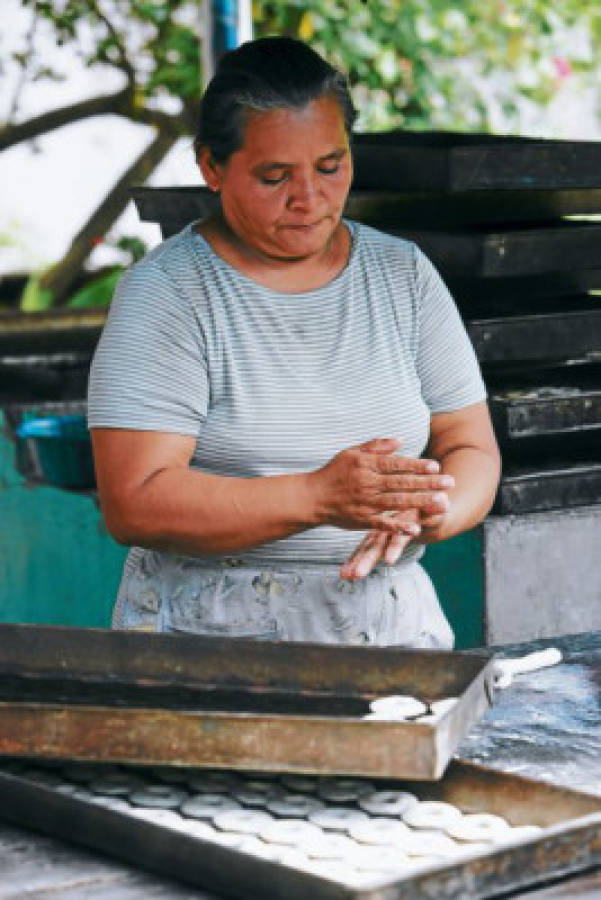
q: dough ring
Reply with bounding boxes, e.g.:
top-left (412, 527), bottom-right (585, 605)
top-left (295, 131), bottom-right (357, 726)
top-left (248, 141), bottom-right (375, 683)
top-left (446, 813), bottom-right (511, 843)
top-left (400, 828), bottom-right (460, 858)
top-left (233, 788), bottom-right (280, 808)
top-left (55, 783), bottom-right (78, 795)
top-left (316, 778), bottom-right (374, 803)
top-left (212, 809), bottom-right (273, 834)
top-left (348, 817), bottom-right (410, 845)
top-left (90, 773), bottom-right (147, 796)
top-left (259, 818), bottom-right (323, 846)
top-left (352, 845), bottom-right (411, 872)
top-left (281, 774), bottom-right (320, 793)
top-left (128, 785), bottom-right (188, 809)
top-left (358, 790), bottom-right (418, 817)
top-left (241, 779), bottom-right (284, 797)
top-left (402, 800), bottom-right (462, 830)
top-left (180, 793), bottom-right (241, 819)
top-left (267, 793), bottom-right (325, 818)
top-left (187, 771), bottom-right (242, 793)
top-left (308, 807), bottom-right (369, 831)
top-left (237, 837), bottom-right (282, 860)
top-left (430, 697), bottom-right (459, 716)
top-left (368, 695), bottom-right (427, 719)
top-left (128, 809), bottom-right (189, 831)
top-left (504, 824), bottom-right (543, 842)
top-left (301, 833), bottom-right (356, 860)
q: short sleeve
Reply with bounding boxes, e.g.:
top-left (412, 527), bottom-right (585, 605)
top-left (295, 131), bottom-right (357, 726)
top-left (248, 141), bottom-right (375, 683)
top-left (413, 244), bottom-right (487, 413)
top-left (87, 260), bottom-right (208, 434)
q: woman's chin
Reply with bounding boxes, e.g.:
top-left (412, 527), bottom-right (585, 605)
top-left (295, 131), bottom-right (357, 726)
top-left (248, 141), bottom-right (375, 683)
top-left (271, 224), bottom-right (335, 259)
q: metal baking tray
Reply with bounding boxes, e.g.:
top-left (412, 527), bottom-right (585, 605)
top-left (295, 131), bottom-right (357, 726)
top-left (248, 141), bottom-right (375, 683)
top-left (390, 221), bottom-right (601, 278)
top-left (1, 758), bottom-right (601, 899)
top-left (131, 184), bottom-right (601, 234)
top-left (466, 297), bottom-right (601, 367)
top-left (449, 269), bottom-right (601, 304)
top-left (489, 378), bottom-right (601, 441)
top-left (0, 624), bottom-right (494, 780)
top-left (493, 460), bottom-right (601, 514)
top-left (352, 130), bottom-right (601, 192)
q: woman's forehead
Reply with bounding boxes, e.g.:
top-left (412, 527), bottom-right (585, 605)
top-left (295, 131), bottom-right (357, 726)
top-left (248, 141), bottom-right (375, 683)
top-left (237, 98), bottom-right (349, 161)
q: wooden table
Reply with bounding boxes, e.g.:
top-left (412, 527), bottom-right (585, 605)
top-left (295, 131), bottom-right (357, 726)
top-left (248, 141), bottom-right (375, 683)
top-left (3, 631), bottom-right (601, 898)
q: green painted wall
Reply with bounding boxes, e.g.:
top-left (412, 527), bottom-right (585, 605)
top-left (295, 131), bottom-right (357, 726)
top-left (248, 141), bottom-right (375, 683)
top-left (0, 411), bottom-right (127, 628)
top-left (1, 410), bottom-right (484, 646)
top-left (421, 528), bottom-right (485, 649)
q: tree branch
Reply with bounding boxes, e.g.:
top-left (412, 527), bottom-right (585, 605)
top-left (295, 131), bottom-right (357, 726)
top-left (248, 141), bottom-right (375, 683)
top-left (6, 3), bottom-right (38, 123)
top-left (88, 0), bottom-right (136, 87)
top-left (0, 87), bottom-right (133, 151)
top-left (40, 128), bottom-right (178, 305)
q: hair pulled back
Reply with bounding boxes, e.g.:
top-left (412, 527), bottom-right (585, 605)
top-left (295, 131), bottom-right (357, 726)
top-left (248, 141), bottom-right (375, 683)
top-left (194, 36), bottom-right (357, 164)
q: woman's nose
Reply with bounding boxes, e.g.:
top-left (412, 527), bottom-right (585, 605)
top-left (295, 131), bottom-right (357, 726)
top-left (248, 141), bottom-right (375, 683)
top-left (287, 173), bottom-right (321, 210)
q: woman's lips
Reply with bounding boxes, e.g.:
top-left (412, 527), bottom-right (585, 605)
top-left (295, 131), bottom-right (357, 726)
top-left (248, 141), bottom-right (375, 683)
top-left (281, 218), bottom-right (327, 231)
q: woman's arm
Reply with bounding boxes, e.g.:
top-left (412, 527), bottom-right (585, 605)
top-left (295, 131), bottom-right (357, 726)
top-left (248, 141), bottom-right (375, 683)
top-left (91, 430), bottom-right (452, 556)
top-left (415, 400), bottom-right (501, 544)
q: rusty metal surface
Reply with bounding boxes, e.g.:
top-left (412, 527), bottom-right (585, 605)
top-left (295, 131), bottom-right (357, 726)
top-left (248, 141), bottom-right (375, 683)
top-left (0, 625), bottom-right (494, 780)
top-left (458, 631), bottom-right (601, 796)
top-left (1, 761), bottom-right (601, 899)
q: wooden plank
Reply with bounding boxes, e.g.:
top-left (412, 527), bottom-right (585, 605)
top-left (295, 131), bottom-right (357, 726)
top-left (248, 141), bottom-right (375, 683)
top-left (131, 185), bottom-right (601, 233)
top-left (449, 271), bottom-right (601, 304)
top-left (467, 300), bottom-right (601, 365)
top-left (494, 461), bottom-right (601, 514)
top-left (352, 131), bottom-right (601, 191)
top-left (392, 222), bottom-right (601, 278)
top-left (490, 382), bottom-right (601, 439)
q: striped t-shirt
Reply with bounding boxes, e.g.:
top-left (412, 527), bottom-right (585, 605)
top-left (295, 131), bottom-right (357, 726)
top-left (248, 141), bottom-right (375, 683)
top-left (88, 218), bottom-right (486, 568)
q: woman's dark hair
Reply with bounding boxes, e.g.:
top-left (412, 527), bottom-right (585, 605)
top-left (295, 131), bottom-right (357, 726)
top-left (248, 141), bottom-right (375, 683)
top-left (194, 36), bottom-right (357, 163)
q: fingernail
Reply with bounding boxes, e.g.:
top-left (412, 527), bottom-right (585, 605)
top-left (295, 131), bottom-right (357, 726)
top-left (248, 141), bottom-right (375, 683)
top-left (409, 523), bottom-right (421, 534)
top-left (433, 493), bottom-right (448, 505)
top-left (425, 460), bottom-right (440, 472)
top-left (356, 561), bottom-right (370, 577)
top-left (440, 475), bottom-right (454, 488)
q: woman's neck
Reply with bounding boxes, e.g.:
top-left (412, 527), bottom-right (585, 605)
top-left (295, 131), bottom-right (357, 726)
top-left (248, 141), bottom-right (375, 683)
top-left (195, 213), bottom-right (351, 294)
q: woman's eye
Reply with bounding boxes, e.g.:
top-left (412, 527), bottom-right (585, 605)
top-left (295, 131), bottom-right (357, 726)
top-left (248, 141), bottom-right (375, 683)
top-left (318, 165), bottom-right (340, 175)
top-left (260, 174), bottom-right (286, 185)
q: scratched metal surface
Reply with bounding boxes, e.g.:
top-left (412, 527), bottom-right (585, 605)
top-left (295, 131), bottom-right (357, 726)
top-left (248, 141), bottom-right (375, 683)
top-left (457, 631), bottom-right (601, 795)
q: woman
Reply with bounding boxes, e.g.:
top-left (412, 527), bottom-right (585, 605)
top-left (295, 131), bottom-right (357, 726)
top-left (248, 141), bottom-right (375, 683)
top-left (88, 36), bottom-right (500, 647)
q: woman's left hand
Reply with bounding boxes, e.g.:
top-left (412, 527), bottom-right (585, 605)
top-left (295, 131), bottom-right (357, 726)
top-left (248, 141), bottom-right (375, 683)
top-left (339, 514), bottom-right (421, 580)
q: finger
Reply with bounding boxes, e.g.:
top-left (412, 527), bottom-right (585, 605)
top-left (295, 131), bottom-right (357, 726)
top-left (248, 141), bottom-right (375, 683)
top-left (381, 511), bottom-right (421, 535)
top-left (383, 532), bottom-right (413, 565)
top-left (375, 491), bottom-right (451, 514)
top-left (357, 437), bottom-right (403, 455)
top-left (340, 532), bottom-right (387, 579)
top-left (379, 473), bottom-right (455, 493)
top-left (375, 455), bottom-right (441, 475)
top-left (419, 513), bottom-right (446, 528)
top-left (339, 530), bottom-right (380, 569)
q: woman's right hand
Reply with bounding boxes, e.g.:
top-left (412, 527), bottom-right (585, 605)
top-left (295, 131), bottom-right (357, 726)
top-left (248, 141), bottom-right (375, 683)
top-left (308, 437), bottom-right (454, 532)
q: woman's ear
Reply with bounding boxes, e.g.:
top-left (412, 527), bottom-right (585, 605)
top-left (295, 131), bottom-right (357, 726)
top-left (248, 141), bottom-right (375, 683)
top-left (197, 147), bottom-right (222, 193)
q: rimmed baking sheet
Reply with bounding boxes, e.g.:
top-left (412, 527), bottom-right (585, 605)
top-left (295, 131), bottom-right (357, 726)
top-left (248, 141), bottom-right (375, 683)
top-left (0, 759), bottom-right (600, 899)
top-left (0, 624), bottom-right (494, 780)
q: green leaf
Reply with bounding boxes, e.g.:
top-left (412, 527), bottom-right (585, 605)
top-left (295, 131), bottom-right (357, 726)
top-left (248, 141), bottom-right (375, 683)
top-left (20, 274), bottom-right (54, 313)
top-left (66, 268), bottom-right (124, 310)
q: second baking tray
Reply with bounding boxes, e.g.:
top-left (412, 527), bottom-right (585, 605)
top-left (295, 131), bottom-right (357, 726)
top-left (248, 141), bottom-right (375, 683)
top-left (0, 624), bottom-right (494, 780)
top-left (1, 758), bottom-right (601, 899)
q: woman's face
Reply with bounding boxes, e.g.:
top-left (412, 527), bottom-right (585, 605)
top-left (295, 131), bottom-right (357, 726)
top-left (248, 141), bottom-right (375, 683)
top-left (199, 96), bottom-right (353, 261)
